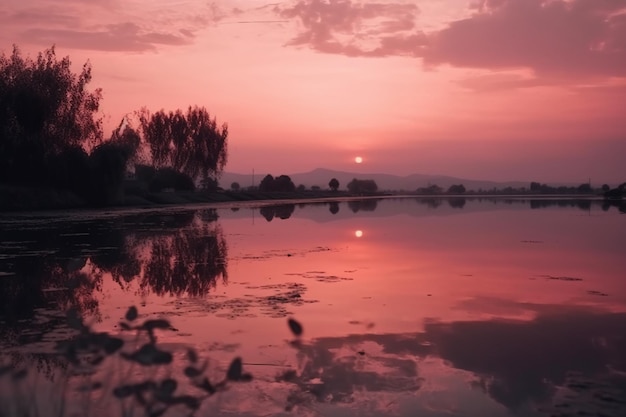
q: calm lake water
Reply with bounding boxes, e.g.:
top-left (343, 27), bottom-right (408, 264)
top-left (1, 197), bottom-right (625, 417)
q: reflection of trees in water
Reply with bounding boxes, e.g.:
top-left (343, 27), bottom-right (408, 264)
top-left (416, 197), bottom-right (443, 208)
top-left (142, 223), bottom-right (227, 296)
top-left (328, 202), bottom-right (339, 215)
top-left (259, 204), bottom-right (295, 221)
top-left (447, 197), bottom-right (466, 209)
top-left (0, 210), bottom-right (228, 341)
top-left (347, 199), bottom-right (378, 213)
top-left (282, 304), bottom-right (626, 414)
top-left (86, 210), bottom-right (228, 297)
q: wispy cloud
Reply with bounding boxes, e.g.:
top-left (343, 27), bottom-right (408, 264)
top-left (21, 23), bottom-right (190, 52)
top-left (277, 0), bottom-right (422, 56)
top-left (1, 0), bottom-right (234, 52)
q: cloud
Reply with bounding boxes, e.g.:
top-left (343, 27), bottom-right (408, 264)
top-left (278, 0), bottom-right (626, 83)
top-left (21, 23), bottom-right (191, 52)
top-left (422, 0), bottom-right (626, 78)
top-left (1, 0), bottom-right (226, 52)
top-left (277, 0), bottom-right (422, 56)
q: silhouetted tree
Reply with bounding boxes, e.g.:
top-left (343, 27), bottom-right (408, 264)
top-left (231, 182), bottom-right (240, 191)
top-left (259, 174), bottom-right (275, 192)
top-left (329, 178), bottom-right (339, 191)
top-left (347, 178), bottom-right (378, 194)
top-left (87, 141), bottom-right (134, 205)
top-left (447, 184), bottom-right (466, 194)
top-left (138, 106), bottom-right (228, 182)
top-left (0, 45), bottom-right (103, 184)
top-left (577, 183), bottom-right (592, 194)
top-left (258, 174), bottom-right (296, 192)
top-left (297, 184), bottom-right (306, 192)
top-left (416, 185), bottom-right (443, 195)
top-left (149, 167), bottom-right (195, 192)
top-left (602, 184), bottom-right (610, 193)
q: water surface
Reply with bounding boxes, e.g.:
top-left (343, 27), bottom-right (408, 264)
top-left (1, 197), bottom-right (624, 416)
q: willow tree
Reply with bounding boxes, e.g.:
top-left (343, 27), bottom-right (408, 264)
top-left (139, 106), bottom-right (228, 182)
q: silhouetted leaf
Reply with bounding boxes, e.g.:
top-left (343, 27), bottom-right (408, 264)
top-left (141, 319), bottom-right (171, 331)
top-left (276, 369), bottom-right (297, 382)
top-left (90, 355), bottom-right (104, 366)
top-left (113, 385), bottom-right (134, 398)
top-left (227, 357), bottom-right (242, 381)
top-left (125, 306), bottom-right (138, 322)
top-left (122, 344), bottom-right (173, 366)
top-left (186, 348), bottom-right (197, 364)
top-left (196, 377), bottom-right (216, 395)
top-left (163, 395), bottom-right (200, 410)
top-left (102, 336), bottom-right (124, 354)
top-left (119, 322), bottom-right (132, 331)
top-left (287, 318), bottom-right (303, 336)
top-left (158, 379), bottom-right (177, 397)
top-left (184, 366), bottom-right (202, 378)
top-left (149, 408), bottom-right (167, 417)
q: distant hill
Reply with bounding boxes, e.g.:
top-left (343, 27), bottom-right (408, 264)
top-left (218, 168), bottom-right (533, 192)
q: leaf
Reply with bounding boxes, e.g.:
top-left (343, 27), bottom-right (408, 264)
top-left (141, 319), bottom-right (171, 331)
top-left (196, 377), bottom-right (216, 395)
top-left (113, 385), bottom-right (134, 398)
top-left (186, 348), bottom-right (198, 364)
top-left (102, 336), bottom-right (124, 354)
top-left (122, 344), bottom-right (173, 366)
top-left (287, 318), bottom-right (303, 337)
top-left (158, 379), bottom-right (177, 397)
top-left (125, 306), bottom-right (138, 322)
top-left (119, 322), bottom-right (132, 331)
top-left (226, 357), bottom-right (242, 381)
top-left (184, 366), bottom-right (202, 378)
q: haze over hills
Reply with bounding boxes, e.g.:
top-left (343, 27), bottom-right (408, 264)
top-left (219, 168), bottom-right (539, 192)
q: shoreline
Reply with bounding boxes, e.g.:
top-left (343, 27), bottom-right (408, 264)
top-left (0, 184), bottom-right (612, 219)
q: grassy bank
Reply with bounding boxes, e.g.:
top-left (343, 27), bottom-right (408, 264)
top-left (0, 184), bottom-right (362, 213)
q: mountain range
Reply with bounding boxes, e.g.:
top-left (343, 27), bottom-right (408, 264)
top-left (218, 168), bottom-right (535, 192)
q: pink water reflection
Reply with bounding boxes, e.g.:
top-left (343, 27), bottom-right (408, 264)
top-left (1, 198), bottom-right (625, 416)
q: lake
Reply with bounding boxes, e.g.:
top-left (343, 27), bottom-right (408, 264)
top-left (1, 197), bottom-right (625, 417)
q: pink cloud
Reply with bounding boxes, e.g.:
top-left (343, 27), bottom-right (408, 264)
top-left (21, 23), bottom-right (191, 52)
top-left (423, 0), bottom-right (626, 78)
top-left (277, 0), bottom-right (421, 56)
top-left (278, 0), bottom-right (626, 84)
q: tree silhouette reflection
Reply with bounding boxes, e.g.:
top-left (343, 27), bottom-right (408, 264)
top-left (347, 199), bottom-right (378, 213)
top-left (259, 204), bottom-right (295, 221)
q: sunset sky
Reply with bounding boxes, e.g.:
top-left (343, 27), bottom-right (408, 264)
top-left (1, 0), bottom-right (625, 183)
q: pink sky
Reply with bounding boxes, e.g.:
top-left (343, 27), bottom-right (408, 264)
top-left (1, 0), bottom-right (625, 183)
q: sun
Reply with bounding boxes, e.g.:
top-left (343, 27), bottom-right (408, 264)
top-left (355, 156), bottom-right (363, 164)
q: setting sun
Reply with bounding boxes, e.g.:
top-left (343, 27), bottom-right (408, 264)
top-left (355, 156), bottom-right (363, 164)
top-left (355, 230), bottom-right (363, 238)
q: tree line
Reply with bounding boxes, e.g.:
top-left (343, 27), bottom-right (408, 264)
top-left (0, 46), bottom-right (228, 206)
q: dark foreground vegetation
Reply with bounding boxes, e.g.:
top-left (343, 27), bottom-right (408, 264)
top-left (0, 306), bottom-right (304, 417)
